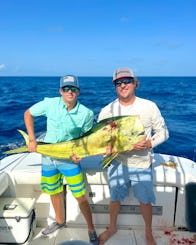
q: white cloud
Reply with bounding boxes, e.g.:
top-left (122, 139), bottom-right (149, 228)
top-left (0, 64), bottom-right (6, 70)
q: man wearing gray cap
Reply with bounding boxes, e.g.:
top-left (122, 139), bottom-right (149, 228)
top-left (98, 67), bottom-right (169, 245)
top-left (24, 75), bottom-right (99, 245)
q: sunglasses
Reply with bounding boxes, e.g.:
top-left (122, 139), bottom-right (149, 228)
top-left (62, 86), bottom-right (79, 93)
top-left (114, 78), bottom-right (134, 87)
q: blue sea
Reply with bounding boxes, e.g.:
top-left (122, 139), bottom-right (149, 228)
top-left (0, 76), bottom-right (195, 162)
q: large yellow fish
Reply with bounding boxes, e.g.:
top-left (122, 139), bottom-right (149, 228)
top-left (4, 116), bottom-right (145, 168)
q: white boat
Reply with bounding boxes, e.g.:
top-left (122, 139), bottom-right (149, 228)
top-left (0, 153), bottom-right (196, 245)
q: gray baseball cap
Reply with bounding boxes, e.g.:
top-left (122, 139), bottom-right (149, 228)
top-left (60, 75), bottom-right (80, 89)
top-left (113, 67), bottom-right (134, 82)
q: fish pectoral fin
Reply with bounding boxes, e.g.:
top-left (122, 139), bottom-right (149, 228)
top-left (102, 153), bottom-right (118, 169)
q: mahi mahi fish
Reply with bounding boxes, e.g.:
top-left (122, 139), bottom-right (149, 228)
top-left (4, 115), bottom-right (145, 168)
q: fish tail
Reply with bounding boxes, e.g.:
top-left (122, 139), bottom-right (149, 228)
top-left (3, 146), bottom-right (28, 154)
top-left (3, 130), bottom-right (29, 155)
top-left (17, 129), bottom-right (29, 146)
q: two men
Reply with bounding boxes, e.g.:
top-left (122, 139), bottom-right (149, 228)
top-left (24, 68), bottom-right (169, 245)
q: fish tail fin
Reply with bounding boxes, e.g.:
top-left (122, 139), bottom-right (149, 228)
top-left (17, 129), bottom-right (29, 146)
top-left (3, 146), bottom-right (28, 155)
top-left (102, 153), bottom-right (118, 169)
top-left (3, 130), bottom-right (29, 155)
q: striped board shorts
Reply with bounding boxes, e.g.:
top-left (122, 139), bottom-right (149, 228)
top-left (41, 156), bottom-right (86, 198)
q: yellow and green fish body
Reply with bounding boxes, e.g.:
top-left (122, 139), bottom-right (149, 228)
top-left (4, 116), bottom-right (145, 168)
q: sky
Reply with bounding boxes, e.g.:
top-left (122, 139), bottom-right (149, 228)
top-left (0, 0), bottom-right (196, 76)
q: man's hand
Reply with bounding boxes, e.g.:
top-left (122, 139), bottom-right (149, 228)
top-left (70, 153), bottom-right (81, 163)
top-left (28, 139), bottom-right (37, 152)
top-left (133, 139), bottom-right (151, 151)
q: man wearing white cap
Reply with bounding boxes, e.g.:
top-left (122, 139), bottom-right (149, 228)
top-left (98, 68), bottom-right (169, 245)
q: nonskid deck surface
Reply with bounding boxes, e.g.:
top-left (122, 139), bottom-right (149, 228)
top-left (29, 227), bottom-right (196, 245)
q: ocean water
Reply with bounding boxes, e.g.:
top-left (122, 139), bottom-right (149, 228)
top-left (0, 76), bottom-right (195, 161)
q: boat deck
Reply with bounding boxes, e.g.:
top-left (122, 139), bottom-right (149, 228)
top-left (29, 227), bottom-right (196, 245)
top-left (1, 153), bottom-right (196, 245)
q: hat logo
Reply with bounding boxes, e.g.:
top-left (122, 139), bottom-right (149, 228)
top-left (116, 70), bottom-right (129, 76)
top-left (63, 76), bottom-right (75, 83)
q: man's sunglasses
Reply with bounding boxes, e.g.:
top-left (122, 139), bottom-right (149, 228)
top-left (114, 78), bottom-right (134, 87)
top-left (62, 86), bottom-right (79, 93)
